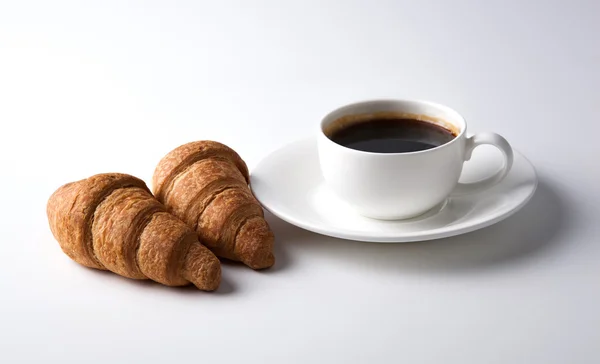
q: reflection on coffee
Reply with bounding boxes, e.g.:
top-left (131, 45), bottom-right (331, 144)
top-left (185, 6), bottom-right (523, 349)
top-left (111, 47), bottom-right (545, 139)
top-left (328, 117), bottom-right (457, 153)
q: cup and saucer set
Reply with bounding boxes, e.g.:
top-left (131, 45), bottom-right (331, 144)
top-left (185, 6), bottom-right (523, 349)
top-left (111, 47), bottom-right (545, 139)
top-left (251, 99), bottom-right (537, 243)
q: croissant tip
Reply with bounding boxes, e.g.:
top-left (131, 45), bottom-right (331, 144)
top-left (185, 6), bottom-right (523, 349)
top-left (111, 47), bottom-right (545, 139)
top-left (243, 252), bottom-right (275, 270)
top-left (191, 264), bottom-right (221, 291)
top-left (183, 244), bottom-right (222, 291)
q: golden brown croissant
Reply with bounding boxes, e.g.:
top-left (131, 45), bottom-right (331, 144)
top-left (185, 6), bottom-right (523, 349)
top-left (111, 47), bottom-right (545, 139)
top-left (47, 173), bottom-right (221, 290)
top-left (153, 141), bottom-right (275, 269)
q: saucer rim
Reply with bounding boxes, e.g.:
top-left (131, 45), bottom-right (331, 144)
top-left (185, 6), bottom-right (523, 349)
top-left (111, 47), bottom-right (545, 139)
top-left (251, 138), bottom-right (538, 243)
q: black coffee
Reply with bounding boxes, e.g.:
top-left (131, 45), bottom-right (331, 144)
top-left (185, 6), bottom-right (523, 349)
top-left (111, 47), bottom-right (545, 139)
top-left (328, 118), bottom-right (457, 153)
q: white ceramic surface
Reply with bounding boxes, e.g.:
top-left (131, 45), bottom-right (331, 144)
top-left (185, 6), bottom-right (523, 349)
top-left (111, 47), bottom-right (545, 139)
top-left (318, 99), bottom-right (514, 219)
top-left (252, 138), bottom-right (537, 242)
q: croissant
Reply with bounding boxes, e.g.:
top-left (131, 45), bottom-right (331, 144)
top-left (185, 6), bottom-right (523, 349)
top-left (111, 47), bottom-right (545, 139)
top-left (153, 141), bottom-right (275, 269)
top-left (47, 173), bottom-right (221, 291)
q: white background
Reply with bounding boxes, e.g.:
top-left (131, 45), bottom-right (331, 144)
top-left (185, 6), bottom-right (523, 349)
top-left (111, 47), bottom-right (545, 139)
top-left (1, 0), bottom-right (599, 363)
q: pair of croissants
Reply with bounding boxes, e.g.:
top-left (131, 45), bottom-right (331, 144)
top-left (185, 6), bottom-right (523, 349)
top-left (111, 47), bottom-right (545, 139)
top-left (47, 141), bottom-right (274, 291)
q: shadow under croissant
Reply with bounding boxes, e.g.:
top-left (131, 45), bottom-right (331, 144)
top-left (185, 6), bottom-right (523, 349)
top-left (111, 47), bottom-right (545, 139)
top-left (265, 178), bottom-right (571, 275)
top-left (83, 264), bottom-right (237, 295)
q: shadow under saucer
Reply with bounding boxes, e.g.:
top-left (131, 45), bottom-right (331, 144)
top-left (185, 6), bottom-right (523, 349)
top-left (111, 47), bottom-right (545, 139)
top-left (266, 179), bottom-right (570, 275)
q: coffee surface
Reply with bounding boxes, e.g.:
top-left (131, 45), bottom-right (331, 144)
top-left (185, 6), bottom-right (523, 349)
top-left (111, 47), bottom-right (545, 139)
top-left (328, 118), bottom-right (456, 153)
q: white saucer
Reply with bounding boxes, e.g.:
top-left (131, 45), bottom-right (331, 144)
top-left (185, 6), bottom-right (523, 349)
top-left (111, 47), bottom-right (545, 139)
top-left (251, 138), bottom-right (538, 243)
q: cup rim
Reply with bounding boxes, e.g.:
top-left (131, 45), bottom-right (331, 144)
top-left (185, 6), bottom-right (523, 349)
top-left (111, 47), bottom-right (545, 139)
top-left (319, 98), bottom-right (466, 156)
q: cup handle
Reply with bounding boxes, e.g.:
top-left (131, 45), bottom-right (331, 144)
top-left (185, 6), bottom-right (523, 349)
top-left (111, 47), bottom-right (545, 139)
top-left (452, 132), bottom-right (514, 195)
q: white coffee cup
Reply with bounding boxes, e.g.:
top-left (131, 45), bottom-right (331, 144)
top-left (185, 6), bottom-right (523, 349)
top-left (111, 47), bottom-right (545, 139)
top-left (317, 99), bottom-right (514, 220)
